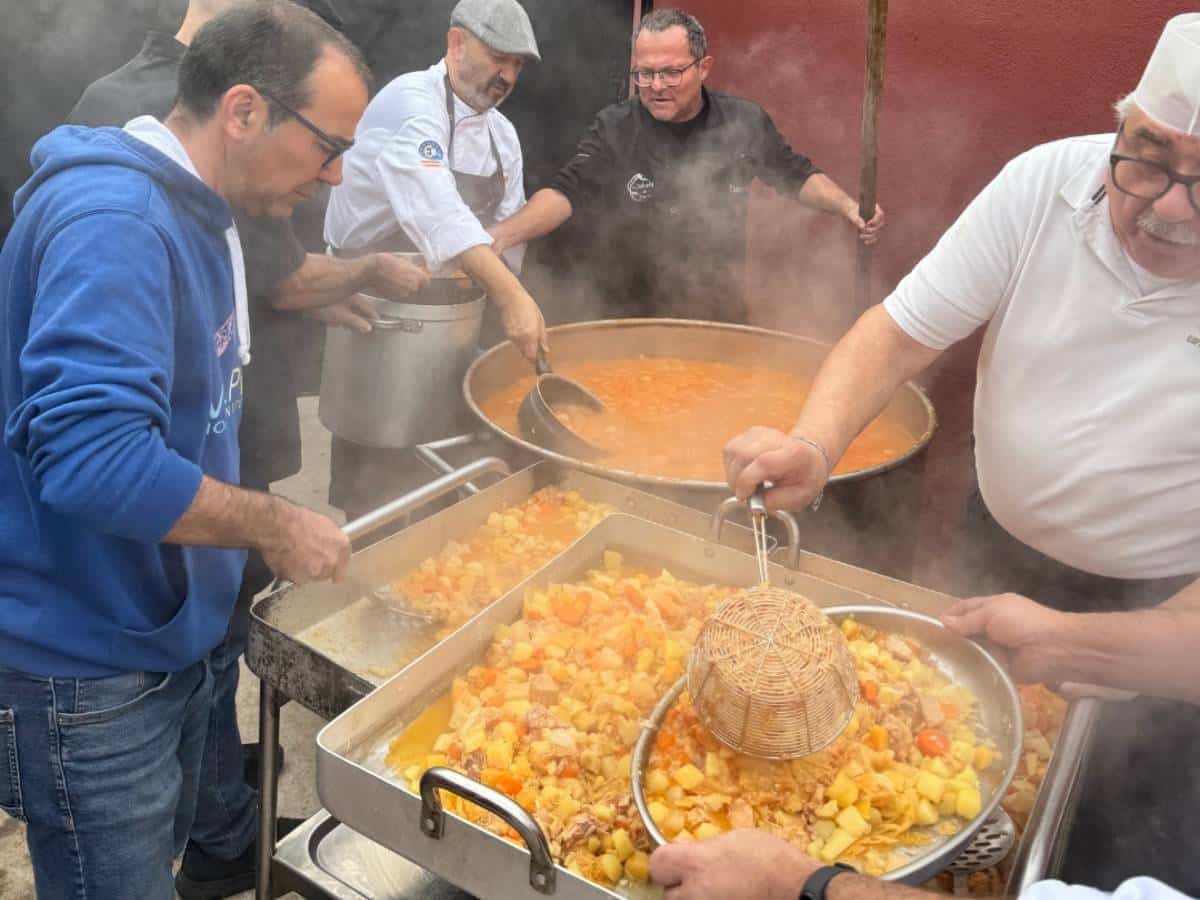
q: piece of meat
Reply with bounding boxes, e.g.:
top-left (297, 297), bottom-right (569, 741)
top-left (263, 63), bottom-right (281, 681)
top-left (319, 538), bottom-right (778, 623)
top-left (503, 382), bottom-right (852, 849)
top-left (527, 704), bottom-right (563, 732)
top-left (684, 807), bottom-right (711, 829)
top-left (529, 673), bottom-right (560, 706)
top-left (729, 798), bottom-right (755, 830)
top-left (884, 634), bottom-right (915, 662)
top-left (894, 693), bottom-right (919, 724)
top-left (919, 694), bottom-right (945, 728)
top-left (463, 749), bottom-right (486, 779)
top-left (559, 813), bottom-right (604, 852)
top-left (881, 714), bottom-right (913, 751)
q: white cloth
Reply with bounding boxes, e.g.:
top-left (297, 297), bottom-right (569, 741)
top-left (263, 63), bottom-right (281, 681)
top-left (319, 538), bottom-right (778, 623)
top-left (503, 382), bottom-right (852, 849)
top-left (123, 115), bottom-right (251, 366)
top-left (883, 135), bottom-right (1200, 580)
top-left (1132, 13), bottom-right (1200, 135)
top-left (1022, 877), bottom-right (1195, 900)
top-left (324, 59), bottom-right (527, 274)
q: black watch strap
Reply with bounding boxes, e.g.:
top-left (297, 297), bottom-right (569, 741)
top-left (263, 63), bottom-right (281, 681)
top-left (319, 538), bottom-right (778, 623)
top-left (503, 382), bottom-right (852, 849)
top-left (799, 863), bottom-right (855, 900)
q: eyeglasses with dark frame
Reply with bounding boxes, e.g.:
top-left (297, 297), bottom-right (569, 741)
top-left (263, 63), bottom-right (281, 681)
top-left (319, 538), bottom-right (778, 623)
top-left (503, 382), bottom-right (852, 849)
top-left (630, 58), bottom-right (701, 88)
top-left (256, 87), bottom-right (354, 169)
top-left (1109, 123), bottom-right (1200, 216)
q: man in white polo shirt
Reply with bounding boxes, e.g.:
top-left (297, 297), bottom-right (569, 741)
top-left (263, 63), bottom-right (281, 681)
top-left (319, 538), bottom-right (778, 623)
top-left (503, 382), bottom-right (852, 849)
top-left (722, 13), bottom-right (1200, 892)
top-left (725, 13), bottom-right (1200, 596)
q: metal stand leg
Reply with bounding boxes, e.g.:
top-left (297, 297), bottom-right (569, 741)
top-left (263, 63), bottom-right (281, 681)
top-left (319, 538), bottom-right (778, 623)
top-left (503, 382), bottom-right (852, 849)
top-left (414, 433), bottom-right (486, 498)
top-left (256, 682), bottom-right (283, 900)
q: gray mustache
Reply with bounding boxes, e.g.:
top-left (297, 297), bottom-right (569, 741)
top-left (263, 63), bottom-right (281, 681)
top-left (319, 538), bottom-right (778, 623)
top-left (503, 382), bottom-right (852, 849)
top-left (1137, 209), bottom-right (1200, 247)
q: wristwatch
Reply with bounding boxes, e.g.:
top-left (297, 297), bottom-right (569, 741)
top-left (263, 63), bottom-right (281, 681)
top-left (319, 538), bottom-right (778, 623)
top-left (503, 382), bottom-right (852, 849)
top-left (798, 863), bottom-right (855, 900)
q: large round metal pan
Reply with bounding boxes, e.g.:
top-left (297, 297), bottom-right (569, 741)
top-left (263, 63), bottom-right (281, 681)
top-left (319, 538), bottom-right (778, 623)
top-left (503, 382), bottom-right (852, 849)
top-left (464, 319), bottom-right (936, 493)
top-left (630, 606), bottom-right (1022, 885)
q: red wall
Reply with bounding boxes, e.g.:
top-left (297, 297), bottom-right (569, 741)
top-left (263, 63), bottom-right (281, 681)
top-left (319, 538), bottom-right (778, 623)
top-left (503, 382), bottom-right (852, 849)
top-left (683, 0), bottom-right (1190, 589)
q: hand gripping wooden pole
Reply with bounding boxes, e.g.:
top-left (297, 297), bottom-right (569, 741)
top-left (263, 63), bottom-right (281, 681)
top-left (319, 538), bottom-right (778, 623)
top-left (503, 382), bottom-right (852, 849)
top-left (855, 0), bottom-right (889, 310)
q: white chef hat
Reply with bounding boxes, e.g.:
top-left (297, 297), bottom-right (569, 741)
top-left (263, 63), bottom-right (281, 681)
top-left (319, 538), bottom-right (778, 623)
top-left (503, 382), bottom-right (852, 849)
top-left (1131, 13), bottom-right (1200, 136)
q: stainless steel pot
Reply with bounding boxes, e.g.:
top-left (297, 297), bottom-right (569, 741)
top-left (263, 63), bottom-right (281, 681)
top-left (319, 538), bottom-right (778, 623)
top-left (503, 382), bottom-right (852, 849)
top-left (320, 294), bottom-right (485, 448)
top-left (463, 319), bottom-right (937, 580)
top-left (464, 319), bottom-right (936, 492)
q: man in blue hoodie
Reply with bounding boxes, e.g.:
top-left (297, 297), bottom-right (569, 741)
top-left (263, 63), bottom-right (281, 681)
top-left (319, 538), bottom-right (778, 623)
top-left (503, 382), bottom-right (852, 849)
top-left (66, 4), bottom-right (432, 897)
top-left (0, 3), bottom-right (369, 896)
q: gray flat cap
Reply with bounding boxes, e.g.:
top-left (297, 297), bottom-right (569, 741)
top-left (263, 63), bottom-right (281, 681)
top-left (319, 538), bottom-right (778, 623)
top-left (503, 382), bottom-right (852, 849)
top-left (450, 0), bottom-right (541, 61)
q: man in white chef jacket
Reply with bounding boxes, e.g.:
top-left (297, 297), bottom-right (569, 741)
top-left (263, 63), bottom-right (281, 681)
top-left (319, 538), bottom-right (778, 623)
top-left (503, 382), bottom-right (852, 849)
top-left (323, 0), bottom-right (545, 517)
top-left (718, 12), bottom-right (1200, 895)
top-left (325, 0), bottom-right (544, 358)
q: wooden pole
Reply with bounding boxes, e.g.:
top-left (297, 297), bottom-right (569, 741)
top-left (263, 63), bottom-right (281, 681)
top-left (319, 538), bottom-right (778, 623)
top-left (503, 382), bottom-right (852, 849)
top-left (855, 0), bottom-right (889, 309)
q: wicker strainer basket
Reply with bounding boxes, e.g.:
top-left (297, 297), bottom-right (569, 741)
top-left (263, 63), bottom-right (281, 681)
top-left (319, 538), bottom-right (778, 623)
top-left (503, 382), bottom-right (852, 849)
top-left (688, 493), bottom-right (859, 758)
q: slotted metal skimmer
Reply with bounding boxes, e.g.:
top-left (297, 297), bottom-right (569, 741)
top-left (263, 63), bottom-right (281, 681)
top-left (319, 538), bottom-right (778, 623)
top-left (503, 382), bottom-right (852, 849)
top-left (945, 809), bottom-right (1016, 894)
top-left (687, 492), bottom-right (860, 759)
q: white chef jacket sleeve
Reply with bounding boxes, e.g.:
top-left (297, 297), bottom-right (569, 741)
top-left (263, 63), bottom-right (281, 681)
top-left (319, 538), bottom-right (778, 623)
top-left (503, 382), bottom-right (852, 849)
top-left (883, 150), bottom-right (1036, 350)
top-left (1022, 878), bottom-right (1196, 900)
top-left (492, 118), bottom-right (527, 273)
top-left (372, 85), bottom-right (494, 271)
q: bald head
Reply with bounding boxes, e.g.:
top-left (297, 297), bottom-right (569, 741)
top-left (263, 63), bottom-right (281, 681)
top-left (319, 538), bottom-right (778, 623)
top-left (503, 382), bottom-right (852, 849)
top-left (176, 0), bottom-right (245, 45)
top-left (191, 0), bottom-right (240, 15)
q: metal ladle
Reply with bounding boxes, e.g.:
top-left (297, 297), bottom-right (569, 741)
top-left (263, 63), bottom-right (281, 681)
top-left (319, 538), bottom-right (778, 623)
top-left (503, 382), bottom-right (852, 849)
top-left (517, 347), bottom-right (609, 459)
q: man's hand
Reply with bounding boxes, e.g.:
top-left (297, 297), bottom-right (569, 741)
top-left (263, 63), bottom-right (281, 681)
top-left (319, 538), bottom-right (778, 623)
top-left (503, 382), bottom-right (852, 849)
top-left (456, 244), bottom-right (548, 363)
top-left (305, 294), bottom-right (378, 334)
top-left (845, 201), bottom-right (886, 244)
top-left (941, 594), bottom-right (1073, 685)
top-left (723, 426), bottom-right (829, 509)
top-left (487, 224), bottom-right (518, 259)
top-left (258, 500), bottom-right (351, 585)
top-left (497, 288), bottom-right (548, 362)
top-left (650, 829), bottom-right (821, 900)
top-left (367, 252), bottom-right (431, 299)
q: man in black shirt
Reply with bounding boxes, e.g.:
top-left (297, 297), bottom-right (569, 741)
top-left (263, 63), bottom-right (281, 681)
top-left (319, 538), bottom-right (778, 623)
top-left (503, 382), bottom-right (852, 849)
top-left (490, 7), bottom-right (884, 324)
top-left (68, 2), bottom-right (428, 896)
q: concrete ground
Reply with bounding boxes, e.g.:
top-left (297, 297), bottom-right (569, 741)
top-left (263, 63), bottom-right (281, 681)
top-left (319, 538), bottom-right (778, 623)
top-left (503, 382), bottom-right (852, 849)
top-left (0, 396), bottom-right (339, 900)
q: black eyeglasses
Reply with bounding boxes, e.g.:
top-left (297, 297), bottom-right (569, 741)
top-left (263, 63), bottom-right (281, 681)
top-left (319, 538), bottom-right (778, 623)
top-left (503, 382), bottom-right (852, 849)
top-left (630, 58), bottom-right (701, 88)
top-left (257, 87), bottom-right (354, 168)
top-left (1110, 123), bottom-right (1200, 215)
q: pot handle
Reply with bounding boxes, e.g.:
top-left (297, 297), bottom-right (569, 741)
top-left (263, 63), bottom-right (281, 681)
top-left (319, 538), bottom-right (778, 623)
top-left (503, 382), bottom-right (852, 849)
top-left (342, 456), bottom-right (511, 543)
top-left (710, 495), bottom-right (802, 570)
top-left (364, 315), bottom-right (423, 332)
top-left (419, 766), bottom-right (557, 895)
top-left (534, 346), bottom-right (552, 376)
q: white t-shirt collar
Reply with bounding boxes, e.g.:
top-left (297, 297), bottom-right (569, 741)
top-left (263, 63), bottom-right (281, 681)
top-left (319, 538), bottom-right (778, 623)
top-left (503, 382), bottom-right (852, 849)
top-left (123, 115), bottom-right (251, 366)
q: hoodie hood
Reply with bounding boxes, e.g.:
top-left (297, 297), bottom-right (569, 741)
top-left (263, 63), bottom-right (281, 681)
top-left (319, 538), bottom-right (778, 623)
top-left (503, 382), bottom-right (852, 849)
top-left (17, 125), bottom-right (232, 235)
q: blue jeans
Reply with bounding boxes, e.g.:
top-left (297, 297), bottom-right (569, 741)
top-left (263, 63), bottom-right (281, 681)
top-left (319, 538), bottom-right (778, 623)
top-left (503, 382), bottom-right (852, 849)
top-left (0, 660), bottom-right (212, 899)
top-left (187, 582), bottom-right (257, 860)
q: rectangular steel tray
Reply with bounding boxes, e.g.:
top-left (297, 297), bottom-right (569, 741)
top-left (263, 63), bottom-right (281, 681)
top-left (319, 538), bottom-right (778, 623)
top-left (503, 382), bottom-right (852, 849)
top-left (316, 513), bottom-right (1060, 899)
top-left (248, 460), bottom-right (765, 719)
top-left (247, 459), bottom-right (942, 720)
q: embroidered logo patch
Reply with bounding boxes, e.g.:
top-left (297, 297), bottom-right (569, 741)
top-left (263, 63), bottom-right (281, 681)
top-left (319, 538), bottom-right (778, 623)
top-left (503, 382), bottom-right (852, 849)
top-left (626, 172), bottom-right (654, 203)
top-left (418, 140), bottom-right (445, 162)
top-left (213, 311), bottom-right (235, 358)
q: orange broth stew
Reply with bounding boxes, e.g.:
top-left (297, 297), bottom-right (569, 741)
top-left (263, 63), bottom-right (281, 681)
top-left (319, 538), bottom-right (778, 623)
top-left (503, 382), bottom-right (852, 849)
top-left (480, 357), bottom-right (917, 481)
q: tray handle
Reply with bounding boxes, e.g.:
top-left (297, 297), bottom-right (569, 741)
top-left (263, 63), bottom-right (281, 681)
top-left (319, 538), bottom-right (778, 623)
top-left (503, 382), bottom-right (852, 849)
top-left (342, 456), bottom-right (511, 543)
top-left (419, 766), bottom-right (557, 895)
top-left (709, 495), bottom-right (802, 570)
